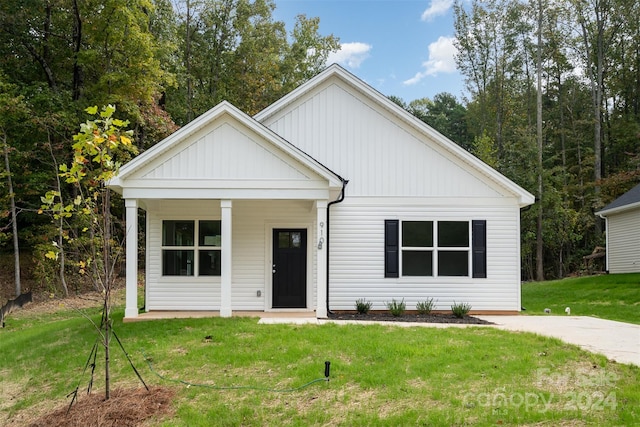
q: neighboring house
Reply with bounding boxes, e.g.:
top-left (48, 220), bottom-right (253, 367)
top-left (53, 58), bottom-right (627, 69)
top-left (596, 183), bottom-right (640, 274)
top-left (109, 65), bottom-right (535, 320)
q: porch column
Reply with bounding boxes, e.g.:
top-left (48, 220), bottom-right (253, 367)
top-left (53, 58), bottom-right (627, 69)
top-left (316, 201), bottom-right (328, 318)
top-left (220, 200), bottom-right (232, 317)
top-left (124, 199), bottom-right (138, 319)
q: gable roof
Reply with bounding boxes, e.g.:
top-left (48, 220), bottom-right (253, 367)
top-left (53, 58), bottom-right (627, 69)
top-left (255, 64), bottom-right (535, 207)
top-left (109, 101), bottom-right (344, 198)
top-left (597, 182), bottom-right (640, 216)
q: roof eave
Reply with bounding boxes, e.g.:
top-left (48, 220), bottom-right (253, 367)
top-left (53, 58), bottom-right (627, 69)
top-left (597, 201), bottom-right (640, 217)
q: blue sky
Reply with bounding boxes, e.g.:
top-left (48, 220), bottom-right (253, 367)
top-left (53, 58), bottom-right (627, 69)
top-left (273, 0), bottom-right (466, 103)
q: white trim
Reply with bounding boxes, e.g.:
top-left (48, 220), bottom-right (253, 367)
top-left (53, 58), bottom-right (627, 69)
top-left (335, 196), bottom-right (522, 207)
top-left (121, 187), bottom-right (334, 201)
top-left (220, 200), bottom-right (232, 317)
top-left (145, 212), bottom-right (150, 313)
top-left (597, 201), bottom-right (640, 217)
top-left (120, 179), bottom-right (332, 189)
top-left (316, 201), bottom-right (328, 318)
top-left (124, 199), bottom-right (139, 319)
top-left (604, 216), bottom-right (610, 271)
top-left (515, 208), bottom-right (522, 311)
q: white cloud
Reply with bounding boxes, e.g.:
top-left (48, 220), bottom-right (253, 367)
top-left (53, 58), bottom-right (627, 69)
top-left (403, 36), bottom-right (458, 86)
top-left (327, 42), bottom-right (372, 69)
top-left (421, 0), bottom-right (454, 22)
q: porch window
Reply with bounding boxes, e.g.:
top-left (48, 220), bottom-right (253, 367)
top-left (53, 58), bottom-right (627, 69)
top-left (386, 220), bottom-right (480, 277)
top-left (162, 220), bottom-right (221, 276)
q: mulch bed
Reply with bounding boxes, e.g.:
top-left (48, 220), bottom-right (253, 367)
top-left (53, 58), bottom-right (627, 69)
top-left (27, 387), bottom-right (175, 427)
top-left (328, 312), bottom-right (494, 325)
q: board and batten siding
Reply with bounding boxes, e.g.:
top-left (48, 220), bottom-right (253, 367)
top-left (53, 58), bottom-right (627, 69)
top-left (261, 81), bottom-right (508, 200)
top-left (328, 198), bottom-right (522, 312)
top-left (606, 208), bottom-right (640, 273)
top-left (146, 199), bottom-right (317, 311)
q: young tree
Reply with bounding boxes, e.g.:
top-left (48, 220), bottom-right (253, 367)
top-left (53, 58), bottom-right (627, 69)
top-left (41, 105), bottom-right (139, 400)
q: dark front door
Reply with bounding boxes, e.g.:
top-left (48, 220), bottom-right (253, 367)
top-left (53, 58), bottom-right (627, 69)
top-left (272, 229), bottom-right (307, 308)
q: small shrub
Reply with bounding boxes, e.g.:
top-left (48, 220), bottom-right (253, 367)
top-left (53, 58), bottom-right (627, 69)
top-left (355, 298), bottom-right (372, 314)
top-left (451, 301), bottom-right (472, 318)
top-left (386, 298), bottom-right (406, 317)
top-left (416, 298), bottom-right (437, 315)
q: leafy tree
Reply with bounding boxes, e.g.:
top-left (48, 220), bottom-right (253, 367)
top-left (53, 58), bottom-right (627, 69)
top-left (409, 93), bottom-right (471, 149)
top-left (389, 94), bottom-right (471, 151)
top-left (472, 131), bottom-right (498, 168)
top-left (166, 0), bottom-right (339, 123)
top-left (41, 105), bottom-right (141, 400)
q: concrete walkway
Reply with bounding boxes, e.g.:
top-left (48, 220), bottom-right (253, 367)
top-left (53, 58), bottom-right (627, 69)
top-left (476, 315), bottom-right (640, 367)
top-left (259, 315), bottom-right (640, 367)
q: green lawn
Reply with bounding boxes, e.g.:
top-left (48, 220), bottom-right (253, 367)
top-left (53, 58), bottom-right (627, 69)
top-left (521, 273), bottom-right (640, 324)
top-left (1, 303), bottom-right (639, 426)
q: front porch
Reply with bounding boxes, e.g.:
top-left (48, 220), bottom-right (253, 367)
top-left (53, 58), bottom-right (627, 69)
top-left (123, 199), bottom-right (332, 321)
top-left (107, 102), bottom-right (344, 321)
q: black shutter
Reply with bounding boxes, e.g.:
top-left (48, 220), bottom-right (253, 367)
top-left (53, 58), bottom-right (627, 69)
top-left (385, 220), bottom-right (399, 278)
top-left (472, 220), bottom-right (487, 278)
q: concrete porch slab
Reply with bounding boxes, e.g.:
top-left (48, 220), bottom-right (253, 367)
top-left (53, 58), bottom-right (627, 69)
top-left (124, 310), bottom-right (317, 322)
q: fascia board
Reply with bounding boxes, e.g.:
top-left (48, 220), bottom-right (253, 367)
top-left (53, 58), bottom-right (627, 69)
top-left (597, 201), bottom-right (640, 217)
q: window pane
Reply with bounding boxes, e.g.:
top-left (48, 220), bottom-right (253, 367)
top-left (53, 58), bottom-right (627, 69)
top-left (163, 221), bottom-right (194, 246)
top-left (199, 220), bottom-right (221, 246)
top-left (291, 232), bottom-right (302, 248)
top-left (438, 251), bottom-right (468, 276)
top-left (278, 232), bottom-right (290, 248)
top-left (402, 221), bottom-right (433, 247)
top-left (402, 250), bottom-right (433, 276)
top-left (199, 250), bottom-right (221, 276)
top-left (438, 221), bottom-right (469, 247)
top-left (163, 250), bottom-right (194, 275)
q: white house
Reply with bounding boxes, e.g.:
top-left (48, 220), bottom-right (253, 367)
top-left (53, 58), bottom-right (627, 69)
top-left (109, 65), bottom-right (535, 320)
top-left (596, 183), bottom-right (640, 274)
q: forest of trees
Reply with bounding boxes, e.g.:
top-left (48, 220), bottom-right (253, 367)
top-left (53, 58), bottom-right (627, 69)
top-left (396, 0), bottom-right (640, 281)
top-left (1, 0), bottom-right (639, 298)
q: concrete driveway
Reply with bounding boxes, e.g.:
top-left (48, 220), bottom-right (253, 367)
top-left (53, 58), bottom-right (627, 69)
top-left (476, 315), bottom-right (640, 367)
top-left (260, 315), bottom-right (640, 366)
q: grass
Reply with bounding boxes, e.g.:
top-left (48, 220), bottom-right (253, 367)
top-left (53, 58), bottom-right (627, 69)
top-left (1, 301), bottom-right (639, 426)
top-left (522, 273), bottom-right (640, 324)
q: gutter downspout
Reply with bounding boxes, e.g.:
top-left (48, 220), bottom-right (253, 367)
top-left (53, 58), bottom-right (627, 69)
top-left (326, 179), bottom-right (348, 315)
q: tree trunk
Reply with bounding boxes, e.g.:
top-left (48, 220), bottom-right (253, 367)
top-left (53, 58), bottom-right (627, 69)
top-left (72, 0), bottom-right (83, 101)
top-left (578, 0), bottom-right (609, 234)
top-left (103, 186), bottom-right (112, 400)
top-left (535, 0), bottom-right (544, 281)
top-left (2, 134), bottom-right (21, 296)
top-left (185, 0), bottom-right (193, 122)
top-left (46, 135), bottom-right (68, 296)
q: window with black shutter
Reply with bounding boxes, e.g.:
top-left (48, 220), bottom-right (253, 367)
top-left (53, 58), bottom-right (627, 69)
top-left (472, 220), bottom-right (487, 278)
top-left (384, 220), bottom-right (399, 278)
top-left (385, 219), bottom-right (487, 278)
